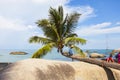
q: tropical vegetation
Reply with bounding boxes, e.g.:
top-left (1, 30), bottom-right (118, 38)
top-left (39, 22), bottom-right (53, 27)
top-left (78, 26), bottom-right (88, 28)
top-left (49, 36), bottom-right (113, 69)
top-left (29, 6), bottom-right (86, 58)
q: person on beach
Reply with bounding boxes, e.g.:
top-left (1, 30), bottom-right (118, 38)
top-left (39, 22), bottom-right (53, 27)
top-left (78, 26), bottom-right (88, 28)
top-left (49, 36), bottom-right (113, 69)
top-left (69, 45), bottom-right (74, 56)
top-left (106, 53), bottom-right (114, 62)
top-left (69, 45), bottom-right (74, 61)
top-left (115, 52), bottom-right (120, 64)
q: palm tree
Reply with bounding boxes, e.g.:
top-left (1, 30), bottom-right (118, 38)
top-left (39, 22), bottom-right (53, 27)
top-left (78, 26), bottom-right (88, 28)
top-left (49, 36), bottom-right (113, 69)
top-left (64, 54), bottom-right (120, 70)
top-left (29, 6), bottom-right (86, 58)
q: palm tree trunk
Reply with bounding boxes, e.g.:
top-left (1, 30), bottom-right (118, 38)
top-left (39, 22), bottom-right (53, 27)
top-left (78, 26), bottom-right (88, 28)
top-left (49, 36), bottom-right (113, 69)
top-left (58, 43), bottom-right (64, 55)
top-left (63, 53), bottom-right (120, 70)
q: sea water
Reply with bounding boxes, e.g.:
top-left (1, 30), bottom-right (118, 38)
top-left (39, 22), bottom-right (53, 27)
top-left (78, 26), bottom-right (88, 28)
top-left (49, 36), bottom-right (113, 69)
top-left (0, 49), bottom-right (114, 62)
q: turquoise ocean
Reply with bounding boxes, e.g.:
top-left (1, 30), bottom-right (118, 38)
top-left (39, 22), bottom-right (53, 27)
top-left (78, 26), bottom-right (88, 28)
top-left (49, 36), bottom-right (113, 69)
top-left (0, 49), bottom-right (115, 62)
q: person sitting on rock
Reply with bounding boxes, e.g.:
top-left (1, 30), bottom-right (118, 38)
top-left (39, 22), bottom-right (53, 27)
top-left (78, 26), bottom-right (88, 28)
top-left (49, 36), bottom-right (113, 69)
top-left (68, 45), bottom-right (74, 61)
top-left (115, 52), bottom-right (120, 64)
top-left (106, 53), bottom-right (114, 62)
top-left (69, 45), bottom-right (74, 56)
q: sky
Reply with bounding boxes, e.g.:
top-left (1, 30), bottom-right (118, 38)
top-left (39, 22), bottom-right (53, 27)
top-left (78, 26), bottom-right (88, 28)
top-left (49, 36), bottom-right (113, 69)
top-left (0, 0), bottom-right (120, 49)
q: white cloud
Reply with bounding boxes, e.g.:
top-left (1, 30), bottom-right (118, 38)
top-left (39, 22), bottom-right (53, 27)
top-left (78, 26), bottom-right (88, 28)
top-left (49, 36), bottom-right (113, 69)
top-left (0, 16), bottom-right (34, 31)
top-left (0, 0), bottom-right (119, 50)
top-left (0, 0), bottom-right (95, 49)
top-left (31, 0), bottom-right (69, 5)
top-left (0, 0), bottom-right (94, 23)
top-left (0, 15), bottom-right (42, 49)
top-left (64, 6), bottom-right (95, 22)
top-left (90, 22), bottom-right (111, 29)
top-left (80, 6), bottom-right (95, 21)
top-left (0, 0), bottom-right (95, 34)
top-left (76, 22), bottom-right (120, 36)
top-left (0, 0), bottom-right (25, 3)
top-left (81, 37), bottom-right (120, 49)
top-left (116, 22), bottom-right (120, 25)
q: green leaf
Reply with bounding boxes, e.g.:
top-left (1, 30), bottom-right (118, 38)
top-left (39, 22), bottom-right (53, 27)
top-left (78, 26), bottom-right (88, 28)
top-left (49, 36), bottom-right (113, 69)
top-left (29, 36), bottom-right (53, 44)
top-left (64, 37), bottom-right (86, 45)
top-left (65, 12), bottom-right (81, 34)
top-left (73, 45), bottom-right (86, 57)
top-left (32, 43), bottom-right (55, 58)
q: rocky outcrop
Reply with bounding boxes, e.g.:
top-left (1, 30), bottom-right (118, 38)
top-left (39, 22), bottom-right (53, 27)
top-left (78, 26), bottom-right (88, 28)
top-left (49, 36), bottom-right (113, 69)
top-left (0, 63), bottom-right (11, 71)
top-left (89, 53), bottom-right (106, 58)
top-left (10, 51), bottom-right (28, 55)
top-left (0, 59), bottom-right (120, 80)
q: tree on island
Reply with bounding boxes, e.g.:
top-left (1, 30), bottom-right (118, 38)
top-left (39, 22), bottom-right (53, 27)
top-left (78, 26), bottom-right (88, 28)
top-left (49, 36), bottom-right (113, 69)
top-left (29, 6), bottom-right (86, 58)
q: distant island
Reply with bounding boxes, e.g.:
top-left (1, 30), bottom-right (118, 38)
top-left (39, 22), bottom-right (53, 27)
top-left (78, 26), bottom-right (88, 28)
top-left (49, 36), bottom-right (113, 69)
top-left (10, 51), bottom-right (28, 55)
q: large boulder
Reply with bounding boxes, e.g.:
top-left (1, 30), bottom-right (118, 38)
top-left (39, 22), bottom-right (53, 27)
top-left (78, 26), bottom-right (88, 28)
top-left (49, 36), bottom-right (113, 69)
top-left (10, 51), bottom-right (28, 55)
top-left (0, 59), bottom-right (120, 80)
top-left (89, 53), bottom-right (106, 58)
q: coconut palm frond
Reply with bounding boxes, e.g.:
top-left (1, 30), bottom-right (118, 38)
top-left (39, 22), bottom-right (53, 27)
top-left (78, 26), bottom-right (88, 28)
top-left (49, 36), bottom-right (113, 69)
top-left (58, 6), bottom-right (64, 38)
top-left (36, 20), bottom-right (58, 41)
top-left (50, 25), bottom-right (60, 41)
top-left (58, 6), bottom-right (63, 22)
top-left (65, 12), bottom-right (81, 34)
top-left (44, 26), bottom-right (58, 41)
top-left (36, 19), bottom-right (50, 27)
top-left (49, 6), bottom-right (63, 25)
top-left (66, 33), bottom-right (78, 38)
top-left (29, 36), bottom-right (53, 44)
top-left (36, 19), bottom-right (54, 37)
top-left (61, 15), bottom-right (68, 37)
top-left (49, 6), bottom-right (64, 39)
top-left (32, 43), bottom-right (55, 58)
top-left (65, 37), bottom-right (86, 45)
top-left (49, 7), bottom-right (60, 26)
top-left (73, 45), bottom-right (86, 57)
